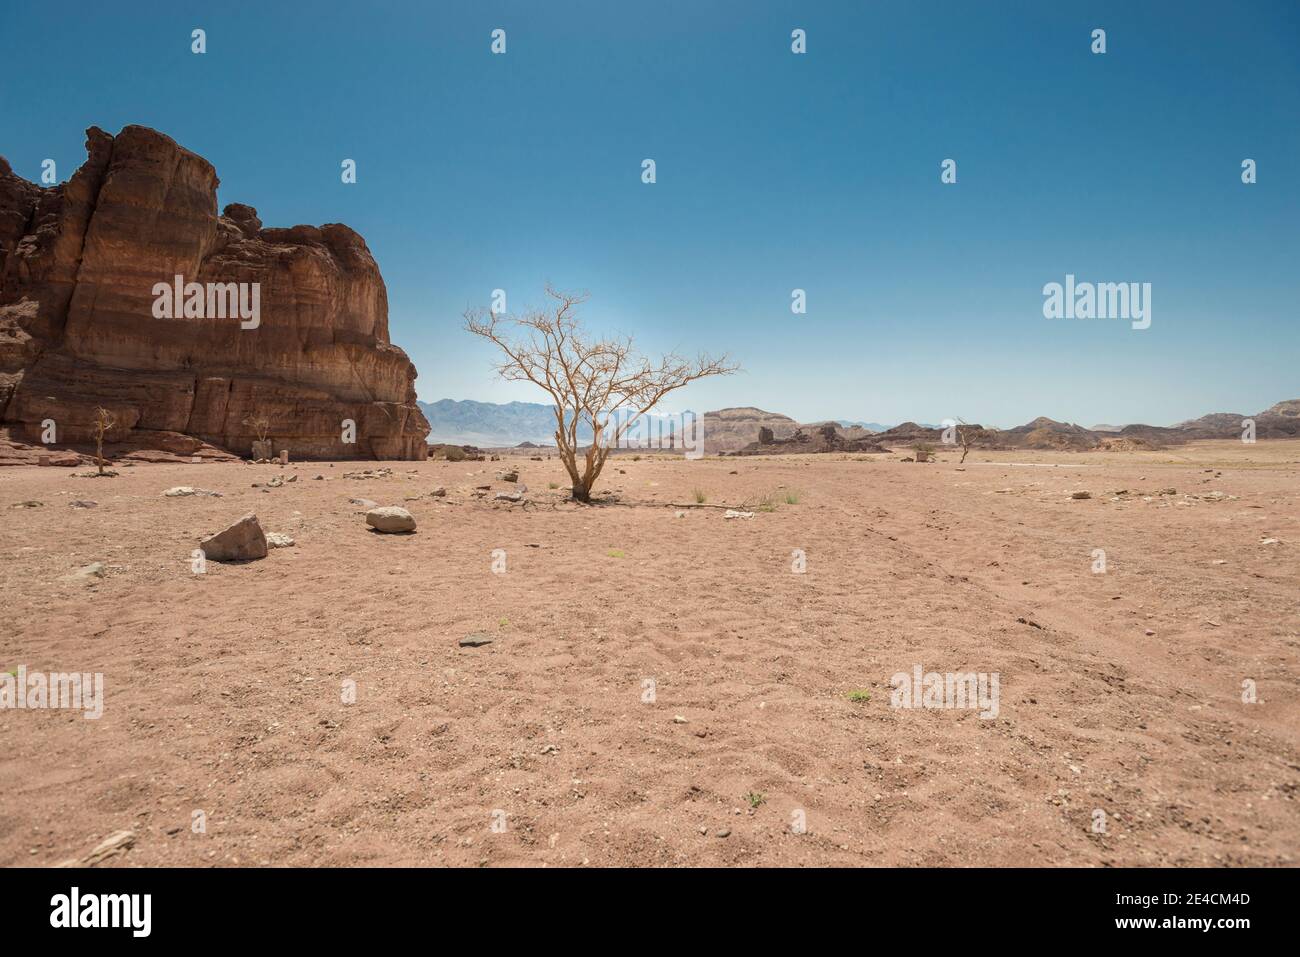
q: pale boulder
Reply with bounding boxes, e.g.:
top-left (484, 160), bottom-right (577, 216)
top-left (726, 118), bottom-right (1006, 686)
top-left (365, 506), bottom-right (416, 534)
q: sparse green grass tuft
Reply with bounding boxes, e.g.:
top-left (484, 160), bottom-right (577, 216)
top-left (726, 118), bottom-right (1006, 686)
top-left (846, 689), bottom-right (871, 703)
top-left (751, 488), bottom-right (800, 510)
top-left (692, 488), bottom-right (707, 503)
top-left (548, 482), bottom-right (559, 489)
top-left (744, 791), bottom-right (767, 809)
top-left (607, 549), bottom-right (626, 558)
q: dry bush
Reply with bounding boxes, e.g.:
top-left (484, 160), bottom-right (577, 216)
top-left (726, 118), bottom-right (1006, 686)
top-left (466, 285), bottom-right (737, 502)
top-left (92, 407), bottom-right (116, 475)
top-left (242, 413), bottom-right (271, 444)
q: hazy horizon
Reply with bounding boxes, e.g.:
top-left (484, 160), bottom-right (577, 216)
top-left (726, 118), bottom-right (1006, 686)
top-left (4, 0), bottom-right (1297, 427)
top-left (417, 393), bottom-right (1292, 432)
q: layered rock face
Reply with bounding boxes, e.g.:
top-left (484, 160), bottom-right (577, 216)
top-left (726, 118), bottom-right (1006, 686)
top-left (701, 407), bottom-right (800, 454)
top-left (0, 126), bottom-right (428, 461)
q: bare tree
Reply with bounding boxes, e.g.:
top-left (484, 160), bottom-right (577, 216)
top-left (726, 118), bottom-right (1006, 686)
top-left (952, 417), bottom-right (998, 464)
top-left (243, 413), bottom-right (270, 444)
top-left (955, 417), bottom-right (972, 464)
top-left (465, 285), bottom-right (737, 502)
top-left (242, 413), bottom-right (272, 460)
top-left (92, 407), bottom-right (116, 475)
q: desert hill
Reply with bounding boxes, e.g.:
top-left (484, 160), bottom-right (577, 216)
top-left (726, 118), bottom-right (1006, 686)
top-left (866, 401), bottom-right (1299, 451)
top-left (701, 407), bottom-right (800, 454)
top-left (1175, 412), bottom-right (1248, 432)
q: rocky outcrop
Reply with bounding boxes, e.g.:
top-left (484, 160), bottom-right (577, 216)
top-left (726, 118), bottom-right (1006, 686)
top-left (1260, 399), bottom-right (1300, 419)
top-left (730, 422), bottom-right (889, 456)
top-left (1176, 401), bottom-right (1300, 439)
top-left (712, 401), bottom-right (1300, 457)
top-left (0, 125), bottom-right (428, 461)
top-left (702, 407), bottom-right (800, 454)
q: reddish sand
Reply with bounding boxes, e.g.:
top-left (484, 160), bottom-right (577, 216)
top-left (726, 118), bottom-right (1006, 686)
top-left (1, 440), bottom-right (1296, 866)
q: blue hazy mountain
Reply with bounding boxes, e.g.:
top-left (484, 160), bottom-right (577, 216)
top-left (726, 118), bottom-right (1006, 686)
top-left (418, 399), bottom-right (587, 446)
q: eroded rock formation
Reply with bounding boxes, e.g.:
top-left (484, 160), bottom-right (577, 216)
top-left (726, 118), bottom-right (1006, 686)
top-left (729, 422), bottom-right (889, 456)
top-left (701, 407), bottom-right (800, 454)
top-left (0, 125), bottom-right (429, 462)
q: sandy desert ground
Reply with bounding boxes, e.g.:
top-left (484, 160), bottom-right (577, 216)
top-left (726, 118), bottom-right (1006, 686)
top-left (1, 439), bottom-right (1297, 867)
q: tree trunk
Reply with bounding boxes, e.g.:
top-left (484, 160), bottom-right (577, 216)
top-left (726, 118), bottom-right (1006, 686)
top-left (570, 482), bottom-right (590, 503)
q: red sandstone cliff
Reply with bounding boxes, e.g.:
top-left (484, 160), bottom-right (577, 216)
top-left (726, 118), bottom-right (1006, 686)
top-left (0, 125), bottom-right (429, 462)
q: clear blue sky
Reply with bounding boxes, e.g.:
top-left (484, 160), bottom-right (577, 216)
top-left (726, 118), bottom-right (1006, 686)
top-left (3, 1), bottom-right (1297, 427)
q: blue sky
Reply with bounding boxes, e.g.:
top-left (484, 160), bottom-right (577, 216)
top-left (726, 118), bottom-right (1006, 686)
top-left (3, 1), bottom-right (1297, 427)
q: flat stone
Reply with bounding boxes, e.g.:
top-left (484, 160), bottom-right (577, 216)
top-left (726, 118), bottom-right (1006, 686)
top-left (67, 561), bottom-right (106, 580)
top-left (164, 486), bottom-right (220, 497)
top-left (459, 633), bottom-right (494, 647)
top-left (266, 532), bottom-right (295, 548)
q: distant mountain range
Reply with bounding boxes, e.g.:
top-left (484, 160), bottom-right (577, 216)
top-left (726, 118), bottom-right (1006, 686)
top-left (419, 399), bottom-right (581, 446)
top-left (870, 400), bottom-right (1300, 451)
top-left (420, 399), bottom-right (680, 448)
top-left (419, 398), bottom-right (1300, 451)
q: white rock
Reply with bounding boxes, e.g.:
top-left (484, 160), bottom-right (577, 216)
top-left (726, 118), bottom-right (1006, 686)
top-left (66, 561), bottom-right (106, 581)
top-left (365, 506), bottom-right (416, 533)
